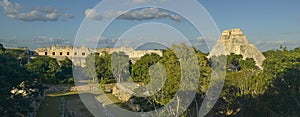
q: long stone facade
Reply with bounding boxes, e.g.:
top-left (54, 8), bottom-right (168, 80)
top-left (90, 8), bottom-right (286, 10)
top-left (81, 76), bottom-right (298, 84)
top-left (35, 45), bottom-right (163, 67)
top-left (208, 28), bottom-right (266, 68)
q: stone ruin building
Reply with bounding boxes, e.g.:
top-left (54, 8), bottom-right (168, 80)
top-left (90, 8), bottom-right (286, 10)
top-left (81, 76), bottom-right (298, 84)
top-left (35, 45), bottom-right (163, 67)
top-left (208, 28), bottom-right (266, 69)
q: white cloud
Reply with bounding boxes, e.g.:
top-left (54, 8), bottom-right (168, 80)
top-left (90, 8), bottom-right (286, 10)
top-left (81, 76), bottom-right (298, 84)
top-left (132, 0), bottom-right (151, 4)
top-left (131, 0), bottom-right (169, 5)
top-left (254, 40), bottom-right (300, 51)
top-left (118, 7), bottom-right (181, 22)
top-left (85, 8), bottom-right (102, 20)
top-left (0, 35), bottom-right (71, 49)
top-left (62, 13), bottom-right (74, 21)
top-left (255, 40), bottom-right (287, 45)
top-left (84, 36), bottom-right (118, 48)
top-left (0, 0), bottom-right (73, 22)
top-left (86, 36), bottom-right (107, 43)
top-left (16, 9), bottom-right (59, 21)
top-left (89, 7), bottom-right (181, 22)
top-left (32, 36), bottom-right (70, 46)
top-left (103, 10), bottom-right (127, 19)
top-left (0, 36), bottom-right (21, 47)
top-left (196, 36), bottom-right (205, 41)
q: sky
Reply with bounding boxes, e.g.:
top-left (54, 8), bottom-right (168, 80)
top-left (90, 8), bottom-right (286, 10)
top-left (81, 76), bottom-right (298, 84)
top-left (0, 0), bottom-right (299, 52)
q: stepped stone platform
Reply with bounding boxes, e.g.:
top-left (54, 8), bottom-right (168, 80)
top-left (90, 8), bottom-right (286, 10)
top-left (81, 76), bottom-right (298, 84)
top-left (208, 28), bottom-right (266, 69)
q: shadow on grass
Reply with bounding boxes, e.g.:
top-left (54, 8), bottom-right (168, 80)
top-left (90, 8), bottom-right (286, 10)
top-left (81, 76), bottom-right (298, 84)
top-left (37, 92), bottom-right (94, 117)
top-left (36, 96), bottom-right (61, 117)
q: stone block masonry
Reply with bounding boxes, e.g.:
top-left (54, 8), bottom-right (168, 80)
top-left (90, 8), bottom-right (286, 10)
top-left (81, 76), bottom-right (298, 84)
top-left (208, 28), bottom-right (266, 69)
top-left (35, 45), bottom-right (163, 67)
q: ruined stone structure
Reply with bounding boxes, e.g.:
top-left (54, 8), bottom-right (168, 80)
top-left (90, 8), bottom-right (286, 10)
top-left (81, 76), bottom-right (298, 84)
top-left (208, 28), bottom-right (266, 68)
top-left (112, 83), bottom-right (139, 102)
top-left (35, 45), bottom-right (163, 67)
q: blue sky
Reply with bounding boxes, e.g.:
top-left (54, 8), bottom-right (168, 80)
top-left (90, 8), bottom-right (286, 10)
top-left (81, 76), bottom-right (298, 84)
top-left (201, 0), bottom-right (300, 51)
top-left (0, 0), bottom-right (299, 51)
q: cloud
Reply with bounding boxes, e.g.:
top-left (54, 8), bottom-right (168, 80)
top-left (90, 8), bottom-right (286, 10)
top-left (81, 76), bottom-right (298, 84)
top-left (0, 36), bottom-right (22, 47)
top-left (31, 36), bottom-right (70, 47)
top-left (0, 36), bottom-right (72, 49)
top-left (86, 36), bottom-right (107, 43)
top-left (118, 7), bottom-right (181, 22)
top-left (103, 10), bottom-right (126, 19)
top-left (278, 31), bottom-right (300, 35)
top-left (86, 7), bottom-right (182, 22)
top-left (196, 36), bottom-right (205, 41)
top-left (62, 13), bottom-right (74, 21)
top-left (83, 36), bottom-right (121, 48)
top-left (132, 0), bottom-right (169, 5)
top-left (132, 0), bottom-right (151, 4)
top-left (0, 0), bottom-right (73, 22)
top-left (255, 40), bottom-right (286, 45)
top-left (189, 36), bottom-right (210, 52)
top-left (254, 40), bottom-right (300, 51)
top-left (85, 8), bottom-right (102, 20)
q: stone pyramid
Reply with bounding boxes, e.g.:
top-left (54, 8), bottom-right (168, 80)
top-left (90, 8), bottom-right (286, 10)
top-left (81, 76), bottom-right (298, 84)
top-left (208, 28), bottom-right (266, 69)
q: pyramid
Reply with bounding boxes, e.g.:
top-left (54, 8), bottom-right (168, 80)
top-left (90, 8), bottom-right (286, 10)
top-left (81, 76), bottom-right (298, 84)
top-left (208, 28), bottom-right (266, 69)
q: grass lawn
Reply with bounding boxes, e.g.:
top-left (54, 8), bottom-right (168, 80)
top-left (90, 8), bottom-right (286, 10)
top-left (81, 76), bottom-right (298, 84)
top-left (46, 91), bottom-right (78, 97)
top-left (64, 94), bottom-right (94, 117)
top-left (97, 93), bottom-right (132, 111)
top-left (37, 92), bottom-right (93, 117)
top-left (38, 91), bottom-right (132, 117)
top-left (36, 96), bottom-right (61, 117)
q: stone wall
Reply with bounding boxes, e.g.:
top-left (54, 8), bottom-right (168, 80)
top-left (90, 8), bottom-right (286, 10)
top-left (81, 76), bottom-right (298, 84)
top-left (36, 45), bottom-right (163, 67)
top-left (112, 83), bottom-right (139, 102)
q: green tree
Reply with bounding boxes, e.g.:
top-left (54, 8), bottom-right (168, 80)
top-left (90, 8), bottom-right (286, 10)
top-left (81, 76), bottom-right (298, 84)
top-left (57, 57), bottom-right (74, 84)
top-left (96, 52), bottom-right (114, 82)
top-left (0, 46), bottom-right (46, 116)
top-left (0, 43), bottom-right (5, 54)
top-left (132, 53), bottom-right (161, 83)
top-left (256, 47), bottom-right (300, 116)
top-left (25, 57), bottom-right (60, 84)
top-left (227, 53), bottom-right (243, 71)
top-left (85, 52), bottom-right (114, 83)
top-left (111, 52), bottom-right (131, 83)
top-left (240, 58), bottom-right (257, 70)
top-left (85, 53), bottom-right (98, 83)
